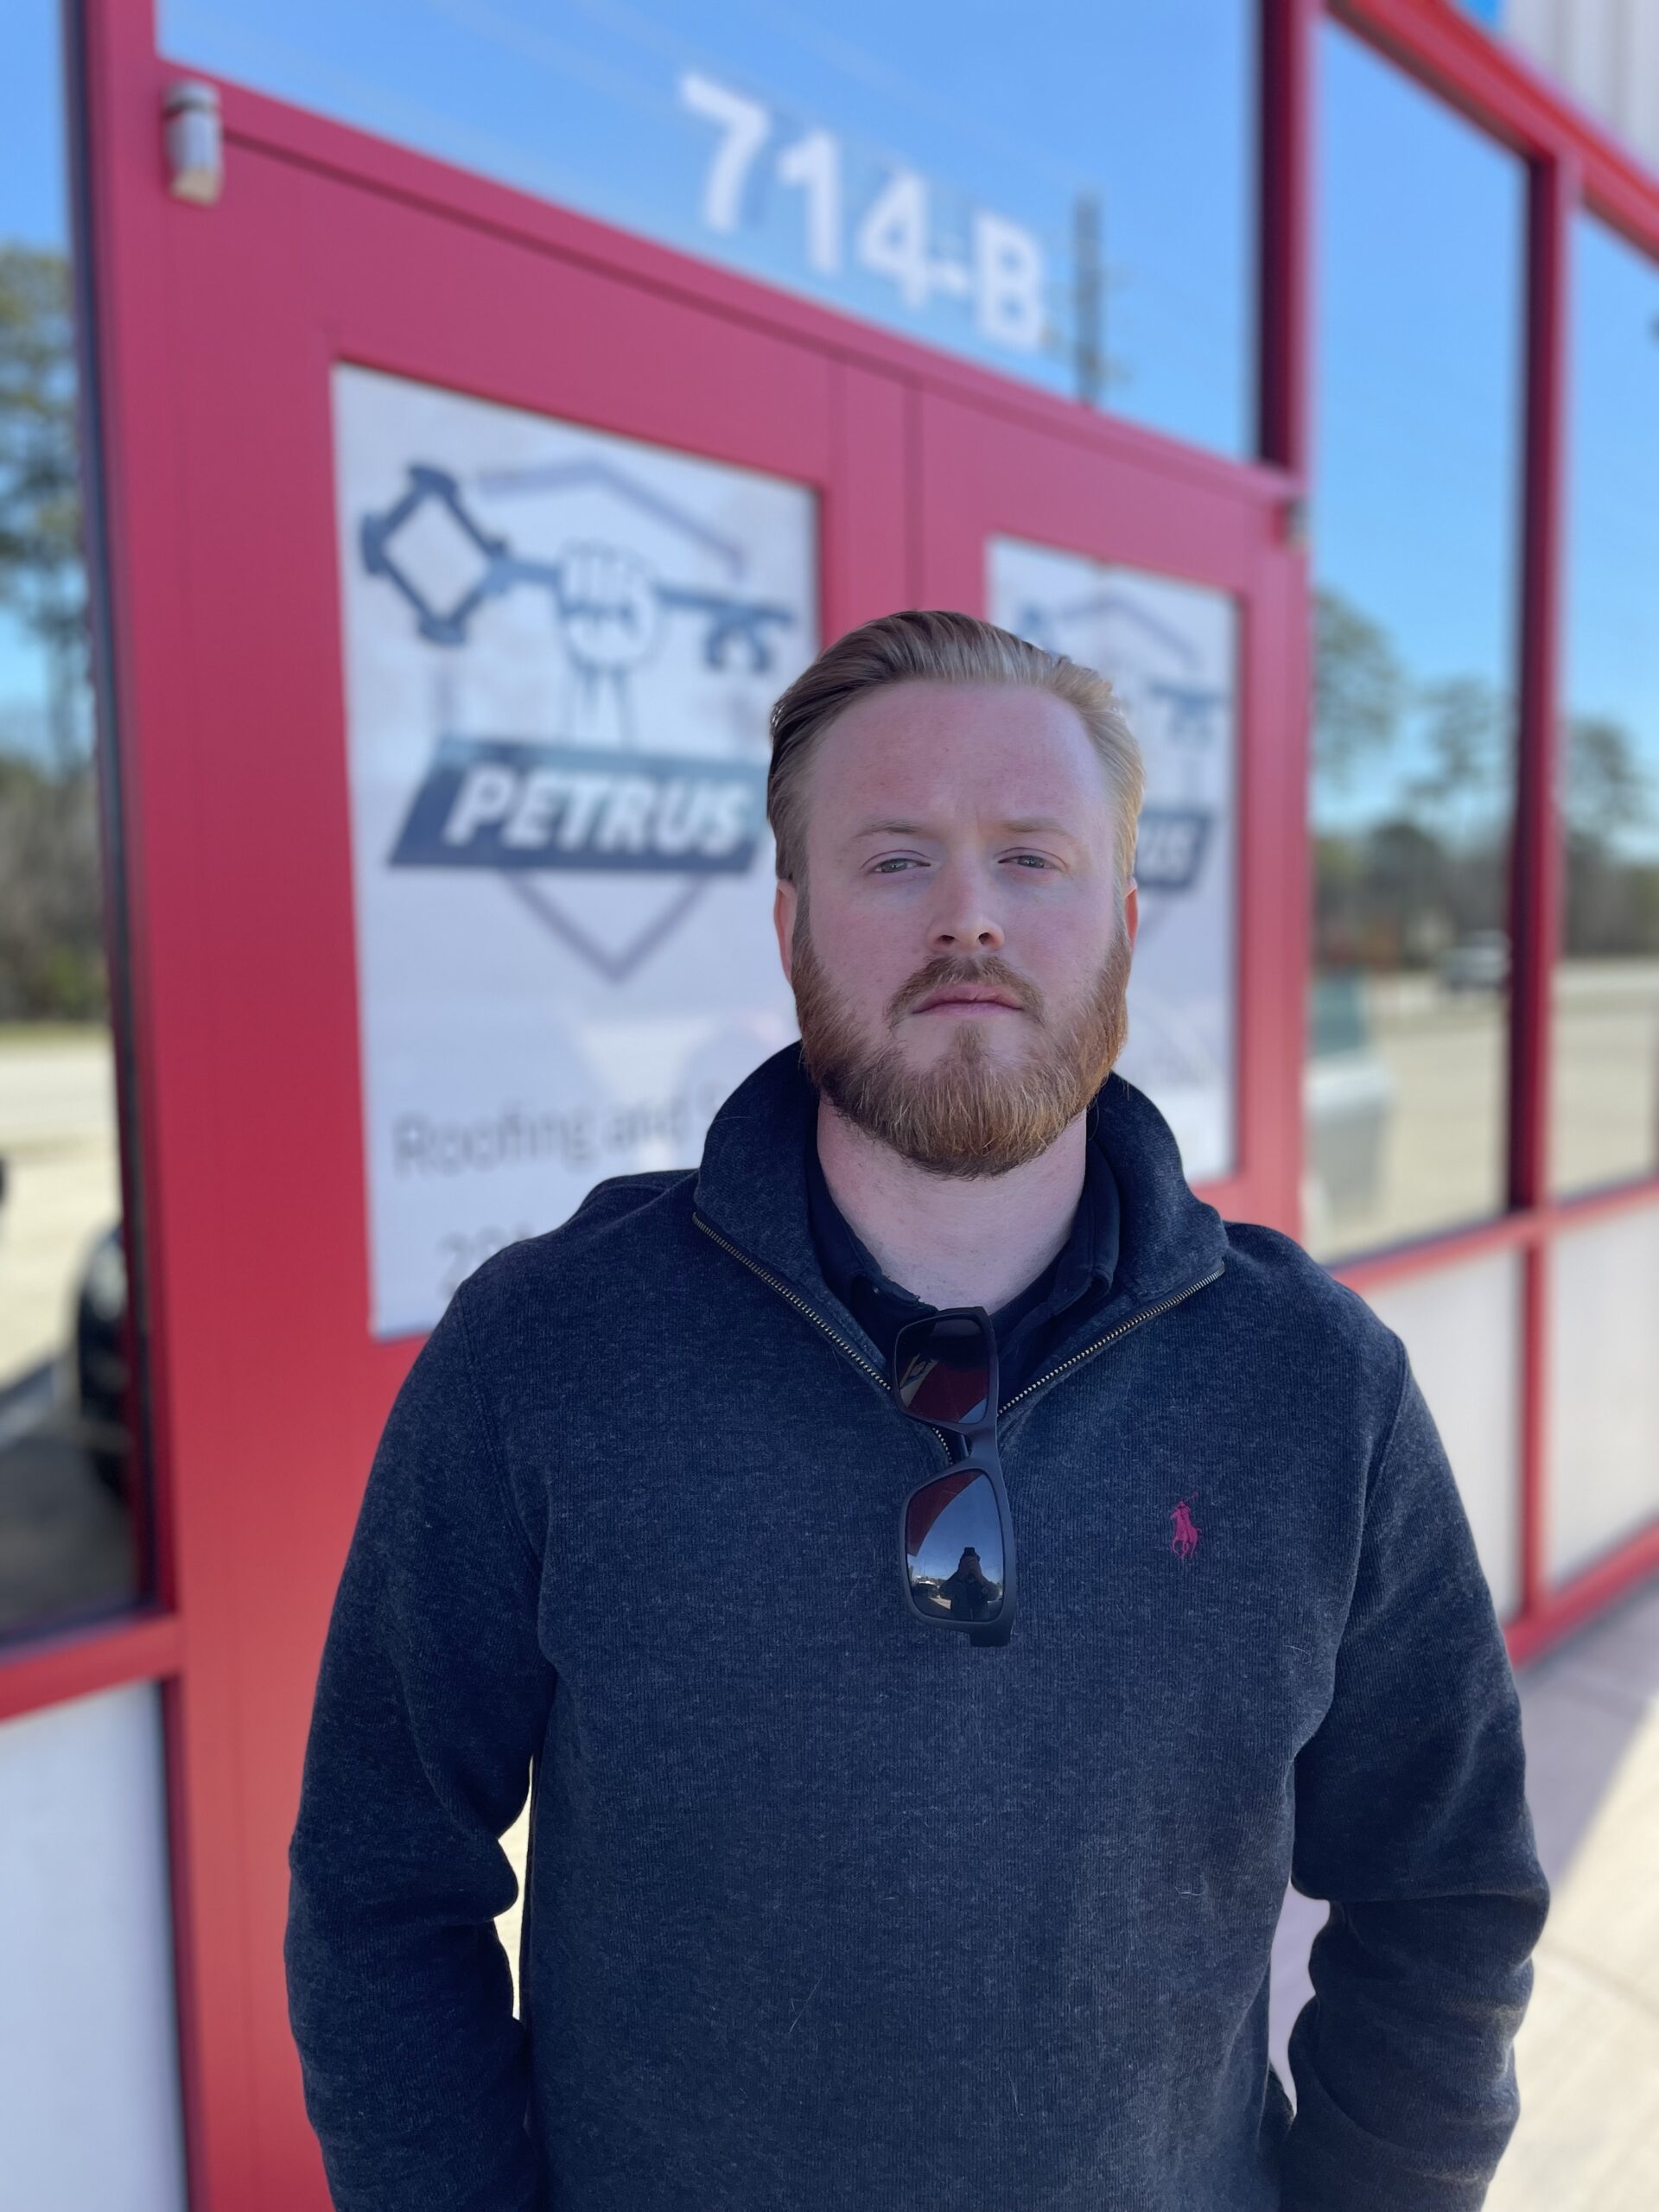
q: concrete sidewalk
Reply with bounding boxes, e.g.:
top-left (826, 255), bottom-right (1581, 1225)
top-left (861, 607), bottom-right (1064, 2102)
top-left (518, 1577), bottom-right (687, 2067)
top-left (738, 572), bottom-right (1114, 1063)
top-left (1270, 1573), bottom-right (1659, 2206)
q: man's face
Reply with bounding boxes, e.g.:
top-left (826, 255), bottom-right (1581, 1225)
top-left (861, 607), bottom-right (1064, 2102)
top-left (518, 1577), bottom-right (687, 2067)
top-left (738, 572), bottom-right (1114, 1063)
top-left (772, 681), bottom-right (1139, 1178)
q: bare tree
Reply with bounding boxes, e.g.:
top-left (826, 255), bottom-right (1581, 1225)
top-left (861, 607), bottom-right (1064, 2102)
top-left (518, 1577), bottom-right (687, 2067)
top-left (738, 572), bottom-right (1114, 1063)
top-left (0, 241), bottom-right (104, 1020)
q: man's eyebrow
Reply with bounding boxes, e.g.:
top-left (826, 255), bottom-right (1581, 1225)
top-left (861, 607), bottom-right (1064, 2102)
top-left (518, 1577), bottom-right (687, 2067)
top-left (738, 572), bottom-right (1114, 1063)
top-left (845, 815), bottom-right (1080, 842)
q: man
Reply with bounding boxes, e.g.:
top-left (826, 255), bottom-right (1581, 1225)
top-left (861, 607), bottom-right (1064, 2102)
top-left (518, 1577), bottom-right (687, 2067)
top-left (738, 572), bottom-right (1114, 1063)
top-left (287, 610), bottom-right (1548, 2211)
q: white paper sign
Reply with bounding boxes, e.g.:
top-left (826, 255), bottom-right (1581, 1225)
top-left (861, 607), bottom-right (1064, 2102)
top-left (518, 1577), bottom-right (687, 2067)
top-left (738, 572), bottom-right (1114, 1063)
top-left (990, 539), bottom-right (1238, 1182)
top-left (334, 367), bottom-right (817, 1338)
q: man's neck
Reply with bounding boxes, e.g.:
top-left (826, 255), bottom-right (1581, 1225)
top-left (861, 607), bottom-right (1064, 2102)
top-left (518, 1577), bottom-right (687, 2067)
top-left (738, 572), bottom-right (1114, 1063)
top-left (814, 1095), bottom-right (1089, 1313)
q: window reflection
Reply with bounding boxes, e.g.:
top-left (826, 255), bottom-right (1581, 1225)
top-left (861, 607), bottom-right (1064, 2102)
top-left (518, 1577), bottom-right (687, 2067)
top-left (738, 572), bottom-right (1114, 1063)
top-left (0, 0), bottom-right (141, 1639)
top-left (160, 0), bottom-right (1259, 456)
top-left (1551, 215), bottom-right (1659, 1198)
top-left (1304, 26), bottom-right (1525, 1262)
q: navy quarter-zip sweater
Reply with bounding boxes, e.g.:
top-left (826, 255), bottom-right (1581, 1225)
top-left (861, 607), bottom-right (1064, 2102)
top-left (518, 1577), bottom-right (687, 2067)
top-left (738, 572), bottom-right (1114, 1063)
top-left (286, 1042), bottom-right (1548, 2212)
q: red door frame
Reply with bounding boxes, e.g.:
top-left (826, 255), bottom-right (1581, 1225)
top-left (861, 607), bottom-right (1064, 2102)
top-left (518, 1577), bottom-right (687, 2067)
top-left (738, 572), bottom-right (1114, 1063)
top-left (0, 3), bottom-right (1655, 2210)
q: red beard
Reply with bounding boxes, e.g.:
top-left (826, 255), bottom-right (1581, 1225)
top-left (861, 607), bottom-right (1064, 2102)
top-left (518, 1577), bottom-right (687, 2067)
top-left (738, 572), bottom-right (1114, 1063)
top-left (790, 902), bottom-right (1132, 1179)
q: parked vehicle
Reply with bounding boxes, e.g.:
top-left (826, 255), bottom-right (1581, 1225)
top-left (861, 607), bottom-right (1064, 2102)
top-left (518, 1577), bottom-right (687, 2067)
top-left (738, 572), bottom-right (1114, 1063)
top-left (1303, 969), bottom-right (1395, 1245)
top-left (69, 1223), bottom-right (130, 1494)
top-left (1440, 929), bottom-right (1510, 993)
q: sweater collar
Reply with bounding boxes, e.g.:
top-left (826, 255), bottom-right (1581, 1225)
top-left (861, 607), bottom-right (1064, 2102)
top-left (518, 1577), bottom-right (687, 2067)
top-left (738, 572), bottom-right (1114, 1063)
top-left (692, 1043), bottom-right (1226, 1363)
top-left (802, 1096), bottom-right (1120, 1324)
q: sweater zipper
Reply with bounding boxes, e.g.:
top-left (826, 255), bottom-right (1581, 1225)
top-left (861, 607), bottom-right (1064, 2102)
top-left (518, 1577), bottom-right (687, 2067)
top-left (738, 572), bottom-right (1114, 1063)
top-left (693, 1211), bottom-right (951, 1451)
top-left (693, 1210), bottom-right (1223, 1444)
top-left (995, 1260), bottom-right (1225, 1415)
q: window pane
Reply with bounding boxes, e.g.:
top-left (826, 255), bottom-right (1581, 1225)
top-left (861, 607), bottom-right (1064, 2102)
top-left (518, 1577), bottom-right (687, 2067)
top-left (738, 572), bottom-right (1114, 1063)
top-left (159, 0), bottom-right (1258, 456)
top-left (1550, 215), bottom-right (1659, 1198)
top-left (1, 1), bottom-right (143, 1638)
top-left (1304, 25), bottom-right (1526, 1262)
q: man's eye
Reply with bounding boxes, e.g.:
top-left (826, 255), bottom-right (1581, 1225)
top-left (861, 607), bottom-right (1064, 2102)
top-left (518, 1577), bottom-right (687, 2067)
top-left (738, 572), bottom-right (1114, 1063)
top-left (1007, 854), bottom-right (1053, 869)
top-left (871, 857), bottom-right (919, 874)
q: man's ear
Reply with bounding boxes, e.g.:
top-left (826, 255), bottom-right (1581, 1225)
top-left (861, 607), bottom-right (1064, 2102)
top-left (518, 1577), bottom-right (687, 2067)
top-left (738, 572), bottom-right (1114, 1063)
top-left (774, 878), bottom-right (798, 984)
top-left (1124, 878), bottom-right (1140, 951)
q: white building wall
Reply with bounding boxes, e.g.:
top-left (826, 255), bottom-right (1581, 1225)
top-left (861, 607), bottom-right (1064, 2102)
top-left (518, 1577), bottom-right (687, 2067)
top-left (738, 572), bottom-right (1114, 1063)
top-left (1360, 1248), bottom-right (1525, 1622)
top-left (0, 1683), bottom-right (189, 2212)
top-left (1504, 0), bottom-right (1659, 174)
top-left (1547, 1201), bottom-right (1659, 1582)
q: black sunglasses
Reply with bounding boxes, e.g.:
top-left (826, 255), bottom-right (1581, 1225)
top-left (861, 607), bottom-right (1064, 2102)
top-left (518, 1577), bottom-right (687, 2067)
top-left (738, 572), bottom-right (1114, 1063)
top-left (891, 1308), bottom-right (1017, 1648)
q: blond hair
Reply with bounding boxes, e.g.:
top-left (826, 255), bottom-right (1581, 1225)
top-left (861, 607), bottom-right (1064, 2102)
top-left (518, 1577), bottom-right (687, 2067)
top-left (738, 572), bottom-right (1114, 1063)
top-left (766, 608), bottom-right (1144, 893)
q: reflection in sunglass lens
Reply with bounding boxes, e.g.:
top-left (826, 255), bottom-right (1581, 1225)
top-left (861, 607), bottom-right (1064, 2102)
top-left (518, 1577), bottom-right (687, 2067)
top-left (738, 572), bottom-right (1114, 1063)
top-left (904, 1469), bottom-right (1005, 1622)
top-left (893, 1313), bottom-right (992, 1427)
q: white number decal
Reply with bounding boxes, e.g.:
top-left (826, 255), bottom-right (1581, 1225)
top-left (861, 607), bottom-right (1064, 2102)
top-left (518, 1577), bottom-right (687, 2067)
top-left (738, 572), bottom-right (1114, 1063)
top-left (973, 211), bottom-right (1045, 351)
top-left (678, 72), bottom-right (1047, 357)
top-left (855, 169), bottom-right (934, 308)
top-left (777, 128), bottom-right (842, 274)
top-left (679, 72), bottom-right (770, 234)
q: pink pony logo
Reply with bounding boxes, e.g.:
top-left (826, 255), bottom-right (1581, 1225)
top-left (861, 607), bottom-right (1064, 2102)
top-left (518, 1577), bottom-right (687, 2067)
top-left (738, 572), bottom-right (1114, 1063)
top-left (1170, 1500), bottom-right (1200, 1563)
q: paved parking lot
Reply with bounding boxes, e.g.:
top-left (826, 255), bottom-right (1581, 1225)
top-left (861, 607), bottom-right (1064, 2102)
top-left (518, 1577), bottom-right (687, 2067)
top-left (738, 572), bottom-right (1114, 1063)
top-left (1307, 959), bottom-right (1659, 1260)
top-left (0, 1028), bottom-right (120, 1385)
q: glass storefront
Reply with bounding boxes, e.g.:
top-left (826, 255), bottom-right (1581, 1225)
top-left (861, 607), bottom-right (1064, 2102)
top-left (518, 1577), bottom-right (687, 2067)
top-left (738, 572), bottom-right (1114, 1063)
top-left (1551, 213), bottom-right (1659, 1198)
top-left (0, 0), bottom-right (141, 1639)
top-left (158, 0), bottom-right (1260, 457)
top-left (1304, 21), bottom-right (1527, 1262)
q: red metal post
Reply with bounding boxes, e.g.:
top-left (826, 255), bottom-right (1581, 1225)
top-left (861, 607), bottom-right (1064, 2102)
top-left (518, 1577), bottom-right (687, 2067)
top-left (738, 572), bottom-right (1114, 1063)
top-left (1511, 153), bottom-right (1576, 1221)
top-left (1259, 0), bottom-right (1318, 1240)
top-left (1261, 0), bottom-right (1317, 483)
top-left (1510, 149), bottom-right (1578, 1626)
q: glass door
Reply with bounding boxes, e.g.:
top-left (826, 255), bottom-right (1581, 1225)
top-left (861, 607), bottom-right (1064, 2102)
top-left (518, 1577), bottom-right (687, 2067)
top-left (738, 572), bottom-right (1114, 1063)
top-left (918, 391), bottom-right (1306, 1227)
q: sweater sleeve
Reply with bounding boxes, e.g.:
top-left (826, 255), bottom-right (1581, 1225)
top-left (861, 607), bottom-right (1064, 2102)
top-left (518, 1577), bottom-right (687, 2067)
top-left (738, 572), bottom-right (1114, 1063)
top-left (284, 1281), bottom-right (556, 2212)
top-left (1280, 1348), bottom-right (1550, 2212)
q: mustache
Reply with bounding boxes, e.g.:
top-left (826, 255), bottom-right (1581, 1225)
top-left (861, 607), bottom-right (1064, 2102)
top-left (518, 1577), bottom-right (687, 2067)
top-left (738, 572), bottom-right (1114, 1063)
top-left (790, 918), bottom-right (1132, 1179)
top-left (893, 956), bottom-right (1041, 1022)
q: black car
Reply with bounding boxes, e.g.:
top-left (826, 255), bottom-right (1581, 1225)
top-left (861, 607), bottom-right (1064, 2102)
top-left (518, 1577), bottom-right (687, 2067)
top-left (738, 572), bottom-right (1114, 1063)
top-left (72, 1221), bottom-right (131, 1493)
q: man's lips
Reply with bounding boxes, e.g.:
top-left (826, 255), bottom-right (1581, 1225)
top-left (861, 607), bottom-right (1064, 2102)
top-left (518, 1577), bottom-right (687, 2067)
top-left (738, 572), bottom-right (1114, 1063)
top-left (911, 989), bottom-right (1026, 1014)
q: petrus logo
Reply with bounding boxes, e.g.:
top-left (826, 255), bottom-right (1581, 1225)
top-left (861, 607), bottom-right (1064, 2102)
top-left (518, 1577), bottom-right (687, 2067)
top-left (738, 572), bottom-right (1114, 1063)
top-left (1129, 807), bottom-right (1212, 896)
top-left (353, 446), bottom-right (808, 982)
top-left (334, 366), bottom-right (817, 1339)
top-left (359, 463), bottom-right (798, 674)
top-left (1004, 588), bottom-right (1224, 897)
top-left (389, 736), bottom-right (766, 875)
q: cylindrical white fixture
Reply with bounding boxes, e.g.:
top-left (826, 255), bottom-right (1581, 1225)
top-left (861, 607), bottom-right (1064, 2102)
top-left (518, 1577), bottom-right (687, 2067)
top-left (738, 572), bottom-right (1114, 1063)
top-left (163, 80), bottom-right (222, 207)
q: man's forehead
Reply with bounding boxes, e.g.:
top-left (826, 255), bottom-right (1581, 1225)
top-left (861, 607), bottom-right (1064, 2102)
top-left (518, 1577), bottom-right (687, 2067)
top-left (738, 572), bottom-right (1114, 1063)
top-left (843, 810), bottom-right (1082, 842)
top-left (798, 683), bottom-right (1116, 847)
top-left (815, 737), bottom-right (1115, 833)
top-left (823, 679), bottom-right (1085, 746)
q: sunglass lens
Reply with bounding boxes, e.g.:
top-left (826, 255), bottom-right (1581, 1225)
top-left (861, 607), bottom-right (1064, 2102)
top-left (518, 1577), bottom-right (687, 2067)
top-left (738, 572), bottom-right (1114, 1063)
top-left (904, 1470), bottom-right (1005, 1624)
top-left (893, 1312), bottom-right (993, 1427)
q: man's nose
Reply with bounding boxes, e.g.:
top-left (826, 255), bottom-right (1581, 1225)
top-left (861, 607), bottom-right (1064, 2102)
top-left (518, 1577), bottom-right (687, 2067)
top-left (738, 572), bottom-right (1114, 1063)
top-left (926, 865), bottom-right (1005, 954)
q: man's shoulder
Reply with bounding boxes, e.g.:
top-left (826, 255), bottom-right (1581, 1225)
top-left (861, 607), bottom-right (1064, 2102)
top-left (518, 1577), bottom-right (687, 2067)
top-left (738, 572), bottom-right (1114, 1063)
top-left (563, 1166), bottom-right (696, 1231)
top-left (1215, 1214), bottom-right (1406, 1401)
top-left (456, 1167), bottom-right (698, 1313)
